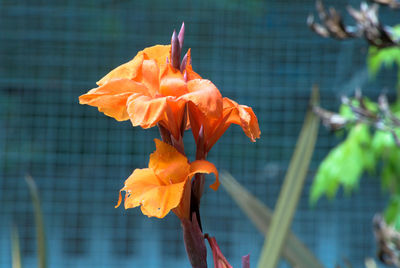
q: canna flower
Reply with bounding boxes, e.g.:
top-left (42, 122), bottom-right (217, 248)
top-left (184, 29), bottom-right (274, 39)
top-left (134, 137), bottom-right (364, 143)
top-left (79, 28), bottom-right (223, 141)
top-left (115, 139), bottom-right (218, 219)
top-left (189, 97), bottom-right (261, 155)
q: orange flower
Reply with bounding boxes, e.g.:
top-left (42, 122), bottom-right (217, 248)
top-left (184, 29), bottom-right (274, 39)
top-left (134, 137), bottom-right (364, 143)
top-left (189, 97), bottom-right (261, 154)
top-left (115, 139), bottom-right (218, 219)
top-left (79, 45), bottom-right (222, 140)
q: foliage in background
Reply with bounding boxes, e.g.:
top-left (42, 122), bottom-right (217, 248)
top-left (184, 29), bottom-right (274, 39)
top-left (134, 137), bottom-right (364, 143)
top-left (222, 88), bottom-right (322, 268)
top-left (221, 172), bottom-right (324, 268)
top-left (11, 176), bottom-right (47, 268)
top-left (258, 87), bottom-right (319, 268)
top-left (25, 175), bottom-right (47, 268)
top-left (11, 225), bottom-right (22, 268)
top-left (312, 25), bottom-right (400, 229)
top-left (311, 97), bottom-right (400, 227)
top-left (367, 25), bottom-right (400, 90)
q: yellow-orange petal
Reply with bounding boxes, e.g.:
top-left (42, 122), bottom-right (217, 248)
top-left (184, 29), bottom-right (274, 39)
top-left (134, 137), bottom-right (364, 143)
top-left (149, 139), bottom-right (190, 184)
top-left (223, 98), bottom-right (261, 142)
top-left (183, 79), bottom-right (223, 119)
top-left (189, 160), bottom-right (219, 191)
top-left (79, 79), bottom-right (150, 121)
top-left (97, 53), bottom-right (145, 86)
top-left (121, 168), bottom-right (186, 218)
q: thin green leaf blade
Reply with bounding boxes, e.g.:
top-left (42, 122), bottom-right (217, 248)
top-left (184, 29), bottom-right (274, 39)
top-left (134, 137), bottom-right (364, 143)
top-left (258, 87), bottom-right (320, 268)
top-left (11, 225), bottom-right (22, 268)
top-left (25, 175), bottom-right (47, 268)
top-left (220, 172), bottom-right (325, 268)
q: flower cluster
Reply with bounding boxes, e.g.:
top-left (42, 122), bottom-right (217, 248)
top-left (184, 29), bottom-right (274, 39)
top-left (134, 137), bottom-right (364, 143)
top-left (79, 23), bottom-right (260, 267)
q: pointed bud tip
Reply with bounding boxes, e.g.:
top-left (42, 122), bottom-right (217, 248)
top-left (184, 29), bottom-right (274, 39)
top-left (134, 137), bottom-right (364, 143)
top-left (178, 22), bottom-right (185, 49)
top-left (171, 28), bottom-right (181, 69)
top-left (180, 52), bottom-right (188, 73)
top-left (171, 30), bottom-right (177, 41)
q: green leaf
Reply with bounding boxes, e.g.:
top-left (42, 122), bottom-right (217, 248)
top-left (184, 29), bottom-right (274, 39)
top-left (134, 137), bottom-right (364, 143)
top-left (367, 27), bottom-right (400, 88)
top-left (220, 172), bottom-right (325, 268)
top-left (25, 175), bottom-right (47, 268)
top-left (257, 87), bottom-right (320, 268)
top-left (371, 130), bottom-right (395, 157)
top-left (11, 225), bottom-right (22, 268)
top-left (339, 104), bottom-right (355, 120)
top-left (384, 195), bottom-right (400, 230)
top-left (311, 124), bottom-right (374, 203)
top-left (362, 98), bottom-right (379, 114)
top-left (384, 196), bottom-right (399, 224)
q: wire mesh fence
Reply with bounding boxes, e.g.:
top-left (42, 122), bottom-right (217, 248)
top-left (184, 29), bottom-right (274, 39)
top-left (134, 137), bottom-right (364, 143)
top-left (0, 0), bottom-right (397, 267)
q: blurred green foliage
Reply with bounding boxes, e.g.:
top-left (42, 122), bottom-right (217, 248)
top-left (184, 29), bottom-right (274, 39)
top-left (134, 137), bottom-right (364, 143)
top-left (367, 25), bottom-right (400, 89)
top-left (311, 97), bottom-right (400, 228)
top-left (311, 123), bottom-right (373, 203)
top-left (312, 24), bottom-right (400, 229)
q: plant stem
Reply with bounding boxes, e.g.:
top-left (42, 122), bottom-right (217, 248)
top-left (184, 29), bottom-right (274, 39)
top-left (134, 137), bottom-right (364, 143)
top-left (181, 214), bottom-right (208, 268)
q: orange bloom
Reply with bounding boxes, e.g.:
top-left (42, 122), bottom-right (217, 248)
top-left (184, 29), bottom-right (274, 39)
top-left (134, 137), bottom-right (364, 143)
top-left (115, 139), bottom-right (218, 219)
top-left (189, 97), bottom-right (261, 153)
top-left (79, 45), bottom-right (222, 140)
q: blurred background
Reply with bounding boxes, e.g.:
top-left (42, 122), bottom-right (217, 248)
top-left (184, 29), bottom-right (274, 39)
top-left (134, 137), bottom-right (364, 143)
top-left (1, 0), bottom-right (399, 267)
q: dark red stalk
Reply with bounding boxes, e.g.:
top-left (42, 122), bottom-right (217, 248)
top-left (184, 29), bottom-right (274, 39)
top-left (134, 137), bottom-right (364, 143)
top-left (181, 214), bottom-right (208, 268)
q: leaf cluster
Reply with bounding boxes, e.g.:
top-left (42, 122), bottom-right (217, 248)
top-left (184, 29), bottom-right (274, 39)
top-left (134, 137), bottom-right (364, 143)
top-left (311, 98), bottom-right (400, 228)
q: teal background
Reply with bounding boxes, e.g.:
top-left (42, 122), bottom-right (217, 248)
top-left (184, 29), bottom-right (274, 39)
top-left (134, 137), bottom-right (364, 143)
top-left (0, 0), bottom-right (398, 267)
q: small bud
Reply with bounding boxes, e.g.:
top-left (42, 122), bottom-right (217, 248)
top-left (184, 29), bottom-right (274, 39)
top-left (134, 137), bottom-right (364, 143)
top-left (242, 255), bottom-right (250, 268)
top-left (180, 52), bottom-right (188, 73)
top-left (183, 71), bottom-right (187, 82)
top-left (178, 22), bottom-right (185, 50)
top-left (196, 125), bottom-right (205, 160)
top-left (171, 30), bottom-right (181, 69)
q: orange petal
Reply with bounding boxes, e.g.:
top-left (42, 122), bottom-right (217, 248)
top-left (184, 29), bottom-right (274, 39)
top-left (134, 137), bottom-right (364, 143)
top-left (223, 98), bottom-right (261, 142)
top-left (205, 109), bottom-right (234, 152)
top-left (97, 45), bottom-right (170, 86)
top-left (188, 101), bottom-right (231, 152)
top-left (79, 79), bottom-right (149, 121)
top-left (127, 94), bottom-right (168, 128)
top-left (183, 79), bottom-right (223, 119)
top-left (183, 49), bottom-right (202, 81)
top-left (127, 93), bottom-right (186, 137)
top-left (115, 190), bottom-right (123, 208)
top-left (172, 178), bottom-right (191, 219)
top-left (189, 160), bottom-right (219, 191)
top-left (164, 98), bottom-right (187, 140)
top-left (120, 168), bottom-right (186, 218)
top-left (142, 45), bottom-right (171, 66)
top-left (187, 102), bottom-right (203, 143)
top-left (159, 64), bottom-right (188, 97)
top-left (140, 59), bottom-right (161, 97)
top-left (149, 139), bottom-right (190, 184)
top-left (97, 53), bottom-right (145, 86)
